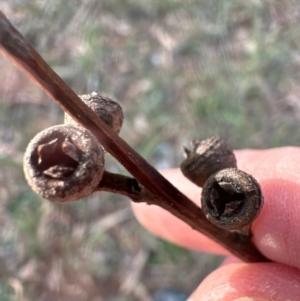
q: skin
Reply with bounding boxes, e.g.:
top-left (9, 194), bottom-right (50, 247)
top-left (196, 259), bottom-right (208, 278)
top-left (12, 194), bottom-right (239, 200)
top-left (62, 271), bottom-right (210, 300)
top-left (131, 147), bottom-right (300, 301)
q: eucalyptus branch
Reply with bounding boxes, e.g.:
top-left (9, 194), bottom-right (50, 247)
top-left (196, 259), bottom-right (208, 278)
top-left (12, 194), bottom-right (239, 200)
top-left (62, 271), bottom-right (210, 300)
top-left (0, 11), bottom-right (268, 262)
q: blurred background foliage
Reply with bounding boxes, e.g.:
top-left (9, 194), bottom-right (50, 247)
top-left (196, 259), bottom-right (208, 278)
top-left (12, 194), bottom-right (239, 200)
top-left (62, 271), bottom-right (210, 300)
top-left (0, 0), bottom-right (300, 300)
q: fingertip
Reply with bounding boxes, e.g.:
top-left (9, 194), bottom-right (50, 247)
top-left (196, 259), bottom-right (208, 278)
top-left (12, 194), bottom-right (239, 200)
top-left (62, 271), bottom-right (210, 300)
top-left (189, 262), bottom-right (300, 301)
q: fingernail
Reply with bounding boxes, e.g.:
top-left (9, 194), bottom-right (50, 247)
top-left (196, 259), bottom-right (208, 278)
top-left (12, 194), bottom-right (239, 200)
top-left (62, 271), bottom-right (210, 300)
top-left (231, 297), bottom-right (271, 301)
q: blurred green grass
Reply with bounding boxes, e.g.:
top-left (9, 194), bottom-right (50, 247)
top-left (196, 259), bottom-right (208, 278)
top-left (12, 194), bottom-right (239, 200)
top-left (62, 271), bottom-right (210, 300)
top-left (1, 1), bottom-right (300, 300)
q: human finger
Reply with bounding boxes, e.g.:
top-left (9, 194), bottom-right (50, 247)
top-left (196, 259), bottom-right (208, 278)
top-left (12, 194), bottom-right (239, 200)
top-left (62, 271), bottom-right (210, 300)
top-left (188, 262), bottom-right (300, 301)
top-left (131, 147), bottom-right (300, 268)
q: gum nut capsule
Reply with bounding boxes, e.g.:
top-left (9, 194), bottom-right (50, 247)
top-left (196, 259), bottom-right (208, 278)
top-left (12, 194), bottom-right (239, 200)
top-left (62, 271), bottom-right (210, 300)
top-left (64, 92), bottom-right (124, 134)
top-left (201, 168), bottom-right (263, 231)
top-left (23, 124), bottom-right (105, 202)
top-left (180, 136), bottom-right (237, 188)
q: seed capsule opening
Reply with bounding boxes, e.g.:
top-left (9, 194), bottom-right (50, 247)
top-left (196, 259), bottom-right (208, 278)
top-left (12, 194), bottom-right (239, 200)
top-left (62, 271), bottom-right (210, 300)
top-left (36, 136), bottom-right (80, 178)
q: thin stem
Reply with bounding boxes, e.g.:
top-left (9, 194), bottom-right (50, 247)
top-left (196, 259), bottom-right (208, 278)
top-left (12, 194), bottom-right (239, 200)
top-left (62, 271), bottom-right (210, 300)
top-left (0, 11), bottom-right (269, 263)
top-left (97, 171), bottom-right (142, 201)
top-left (97, 171), bottom-right (156, 207)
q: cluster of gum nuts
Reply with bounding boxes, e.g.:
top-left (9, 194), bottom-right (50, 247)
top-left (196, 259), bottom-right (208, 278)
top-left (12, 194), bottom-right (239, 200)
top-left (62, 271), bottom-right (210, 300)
top-left (23, 92), bottom-right (123, 203)
top-left (23, 93), bottom-right (264, 236)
